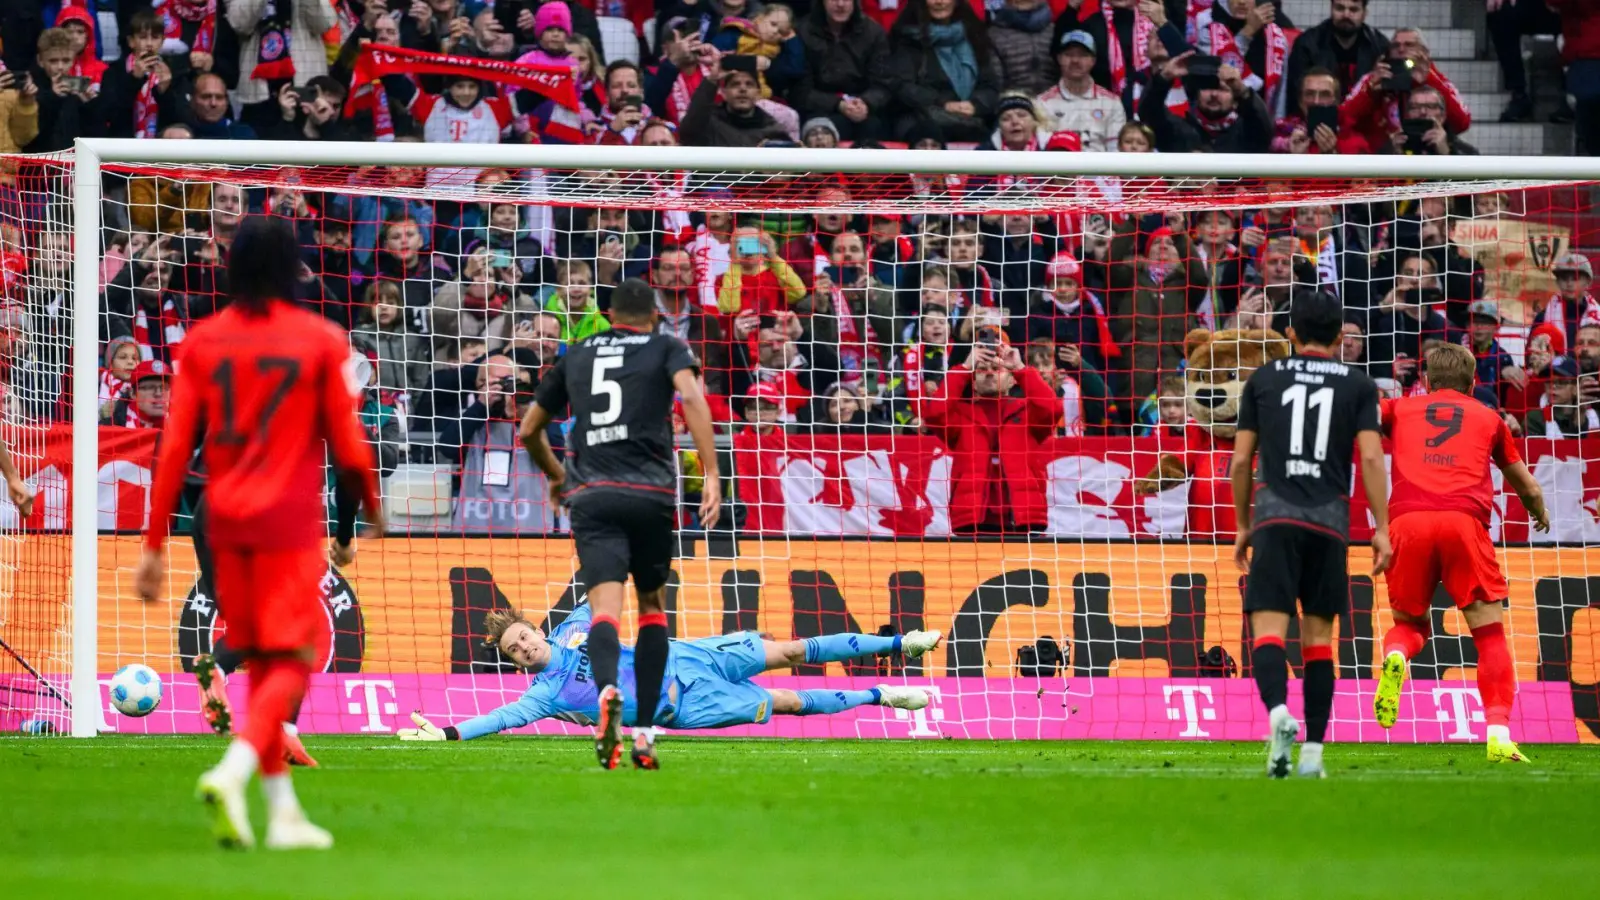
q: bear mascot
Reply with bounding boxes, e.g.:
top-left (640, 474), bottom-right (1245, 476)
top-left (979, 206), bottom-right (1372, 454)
top-left (1133, 327), bottom-right (1291, 538)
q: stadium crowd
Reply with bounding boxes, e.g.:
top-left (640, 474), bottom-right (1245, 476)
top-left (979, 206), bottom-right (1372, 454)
top-left (2, 0), bottom-right (1599, 534)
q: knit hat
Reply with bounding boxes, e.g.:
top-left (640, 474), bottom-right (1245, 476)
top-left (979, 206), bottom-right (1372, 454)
top-left (104, 335), bottom-right (139, 369)
top-left (1529, 321), bottom-right (1568, 357)
top-left (1045, 252), bottom-right (1082, 282)
top-left (1144, 226), bottom-right (1175, 256)
top-left (534, 2), bottom-right (573, 36)
top-left (995, 95), bottom-right (1036, 119)
top-left (801, 117), bottom-right (841, 141)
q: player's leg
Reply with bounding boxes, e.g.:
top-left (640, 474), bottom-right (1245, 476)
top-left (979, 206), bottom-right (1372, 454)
top-left (1443, 523), bottom-right (1523, 762)
top-left (1243, 527), bottom-right (1301, 778)
top-left (187, 492), bottom-right (236, 736)
top-left (628, 501), bottom-right (676, 732)
top-left (567, 495), bottom-right (632, 769)
top-left (766, 686), bottom-right (930, 715)
top-left (194, 547), bottom-right (260, 849)
top-left (1375, 515), bottom-right (1440, 728)
top-left (757, 628), bottom-right (944, 671)
top-left (1294, 532), bottom-right (1350, 779)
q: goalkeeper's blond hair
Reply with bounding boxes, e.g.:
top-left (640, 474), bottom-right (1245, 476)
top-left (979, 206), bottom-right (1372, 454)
top-left (482, 608), bottom-right (533, 649)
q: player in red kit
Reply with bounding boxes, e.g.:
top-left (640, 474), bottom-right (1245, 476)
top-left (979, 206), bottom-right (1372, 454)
top-left (135, 216), bottom-right (383, 850)
top-left (1373, 344), bottom-right (1549, 762)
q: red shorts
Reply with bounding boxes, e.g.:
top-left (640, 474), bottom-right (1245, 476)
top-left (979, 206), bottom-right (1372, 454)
top-left (1384, 511), bottom-right (1509, 618)
top-left (212, 546), bottom-right (328, 655)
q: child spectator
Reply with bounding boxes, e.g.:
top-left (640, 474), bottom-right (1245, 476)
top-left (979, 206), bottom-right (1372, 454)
top-left (103, 359), bottom-right (170, 429)
top-left (1117, 120), bottom-right (1154, 152)
top-left (1136, 374), bottom-right (1189, 437)
top-left (541, 258), bottom-right (609, 343)
top-left (54, 4), bottom-right (108, 90)
top-left (711, 4), bottom-right (806, 135)
top-left (351, 280), bottom-right (433, 394)
top-left (715, 225), bottom-right (807, 315)
top-left (99, 336), bottom-right (141, 420)
top-left (101, 10), bottom-right (179, 140)
top-left (27, 28), bottom-right (103, 152)
top-left (1532, 252), bottom-right (1600, 345)
top-left (1504, 322), bottom-right (1564, 424)
top-left (1026, 252), bottom-right (1116, 375)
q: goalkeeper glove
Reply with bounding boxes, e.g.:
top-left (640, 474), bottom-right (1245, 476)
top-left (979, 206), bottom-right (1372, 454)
top-left (397, 711), bottom-right (457, 741)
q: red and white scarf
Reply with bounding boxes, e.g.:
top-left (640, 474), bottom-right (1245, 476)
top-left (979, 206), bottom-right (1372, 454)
top-left (250, 0), bottom-right (296, 82)
top-left (132, 296), bottom-right (186, 358)
top-left (120, 402), bottom-right (163, 429)
top-left (832, 287), bottom-right (881, 375)
top-left (1102, 2), bottom-right (1155, 94)
top-left (159, 0), bottom-right (216, 54)
top-left (1543, 292), bottom-right (1600, 331)
top-left (128, 57), bottom-right (160, 138)
top-left (1209, 22), bottom-right (1288, 109)
top-left (99, 368), bottom-right (131, 409)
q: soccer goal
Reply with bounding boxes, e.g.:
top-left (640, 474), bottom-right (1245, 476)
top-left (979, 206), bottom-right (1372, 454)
top-left (3, 139), bottom-right (1597, 744)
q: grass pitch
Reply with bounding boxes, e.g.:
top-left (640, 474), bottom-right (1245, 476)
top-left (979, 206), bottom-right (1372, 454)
top-left (3, 737), bottom-right (1596, 900)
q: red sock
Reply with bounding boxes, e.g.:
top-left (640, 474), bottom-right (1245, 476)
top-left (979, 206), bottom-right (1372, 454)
top-left (1470, 622), bottom-right (1515, 728)
top-left (1381, 620), bottom-right (1429, 660)
top-left (243, 658), bottom-right (311, 777)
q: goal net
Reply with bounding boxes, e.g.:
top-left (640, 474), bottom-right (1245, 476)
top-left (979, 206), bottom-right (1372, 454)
top-left (5, 142), bottom-right (1599, 744)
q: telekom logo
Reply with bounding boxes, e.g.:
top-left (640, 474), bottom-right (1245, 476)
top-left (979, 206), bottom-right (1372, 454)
top-left (1163, 685), bottom-right (1217, 738)
top-left (345, 680), bottom-right (399, 733)
top-left (1431, 687), bottom-right (1486, 741)
top-left (889, 685), bottom-right (945, 737)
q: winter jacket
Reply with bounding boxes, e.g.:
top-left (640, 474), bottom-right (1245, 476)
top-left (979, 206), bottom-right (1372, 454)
top-left (887, 20), bottom-right (1003, 142)
top-left (351, 322), bottom-right (435, 393)
top-left (679, 76), bottom-right (792, 147)
top-left (0, 87), bottom-right (39, 153)
top-left (1339, 65), bottom-right (1472, 158)
top-left (1139, 74), bottom-right (1272, 153)
top-left (24, 65), bottom-right (105, 152)
top-left (989, 5), bottom-right (1058, 98)
top-left (1284, 18), bottom-right (1388, 102)
top-left (1105, 227), bottom-right (1205, 403)
top-left (1549, 0), bottom-right (1600, 63)
top-left (789, 2), bottom-right (896, 119)
top-left (918, 365), bottom-right (1060, 531)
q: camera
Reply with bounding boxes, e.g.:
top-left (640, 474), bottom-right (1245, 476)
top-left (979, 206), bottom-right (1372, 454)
top-left (975, 324), bottom-right (1003, 347)
top-left (1186, 54), bottom-right (1223, 92)
top-left (1015, 637), bottom-right (1066, 678)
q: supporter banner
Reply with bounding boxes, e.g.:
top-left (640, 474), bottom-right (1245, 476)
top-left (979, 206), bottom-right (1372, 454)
top-left (97, 673), bottom-right (1579, 743)
top-left (1452, 217), bottom-right (1570, 324)
top-left (348, 44), bottom-right (580, 111)
top-left (62, 537), bottom-right (1600, 740)
top-left (2, 425), bottom-right (157, 532)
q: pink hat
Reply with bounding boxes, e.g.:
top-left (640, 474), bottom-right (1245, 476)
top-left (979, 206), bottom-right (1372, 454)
top-left (1045, 252), bottom-right (1081, 281)
top-left (534, 2), bottom-right (573, 36)
top-left (1044, 131), bottom-right (1082, 152)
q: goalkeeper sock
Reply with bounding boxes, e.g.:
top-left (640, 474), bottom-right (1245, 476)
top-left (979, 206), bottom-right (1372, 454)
top-left (795, 688), bottom-right (881, 716)
top-left (1252, 635), bottom-right (1289, 712)
top-left (803, 633), bottom-right (898, 665)
top-left (588, 615), bottom-right (620, 692)
top-left (1471, 622), bottom-right (1515, 729)
top-left (1302, 645), bottom-right (1335, 744)
top-left (631, 613), bottom-right (669, 728)
top-left (1381, 619), bottom-right (1429, 660)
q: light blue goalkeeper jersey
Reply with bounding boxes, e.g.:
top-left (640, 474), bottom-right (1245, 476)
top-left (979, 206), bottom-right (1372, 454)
top-left (455, 604), bottom-right (671, 739)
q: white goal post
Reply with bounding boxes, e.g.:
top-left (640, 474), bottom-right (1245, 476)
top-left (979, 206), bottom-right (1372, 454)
top-left (61, 138), bottom-right (1600, 739)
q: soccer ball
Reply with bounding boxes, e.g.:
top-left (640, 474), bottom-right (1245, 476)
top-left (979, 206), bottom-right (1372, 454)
top-left (109, 664), bottom-right (163, 717)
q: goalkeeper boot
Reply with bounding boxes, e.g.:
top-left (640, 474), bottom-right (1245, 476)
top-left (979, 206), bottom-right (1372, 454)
top-left (630, 729), bottom-right (660, 771)
top-left (1373, 650), bottom-right (1407, 729)
top-left (1266, 705), bottom-right (1300, 780)
top-left (1487, 733), bottom-right (1530, 764)
top-left (193, 654), bottom-right (233, 736)
top-left (196, 769), bottom-right (254, 850)
top-left (901, 630), bottom-right (944, 659)
top-left (265, 813), bottom-right (334, 851)
top-left (282, 724), bottom-right (318, 768)
top-left (875, 685), bottom-right (930, 711)
top-left (595, 685), bottom-right (625, 770)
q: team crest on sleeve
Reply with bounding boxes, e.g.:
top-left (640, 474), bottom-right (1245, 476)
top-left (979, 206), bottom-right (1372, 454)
top-left (564, 630), bottom-right (588, 650)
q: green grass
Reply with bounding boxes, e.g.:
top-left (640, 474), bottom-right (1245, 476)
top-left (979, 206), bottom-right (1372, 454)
top-left (2, 737), bottom-right (1596, 899)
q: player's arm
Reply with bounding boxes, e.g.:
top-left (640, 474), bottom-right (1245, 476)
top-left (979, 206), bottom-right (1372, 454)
top-left (1356, 386), bottom-right (1392, 575)
top-left (137, 357), bottom-right (205, 602)
top-left (400, 684), bottom-right (555, 742)
top-left (0, 435), bottom-right (34, 518)
top-left (673, 366), bottom-right (722, 529)
top-left (322, 340), bottom-right (385, 533)
top-left (1493, 417), bottom-right (1549, 532)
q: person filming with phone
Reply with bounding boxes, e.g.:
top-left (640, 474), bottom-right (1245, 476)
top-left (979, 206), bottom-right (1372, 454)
top-left (1340, 27), bottom-right (1471, 156)
top-left (1376, 85), bottom-right (1477, 156)
top-left (714, 224), bottom-right (808, 316)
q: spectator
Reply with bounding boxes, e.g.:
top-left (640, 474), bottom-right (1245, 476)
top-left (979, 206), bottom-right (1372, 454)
top-left (1342, 30), bottom-right (1472, 157)
top-left (715, 225), bottom-right (807, 314)
top-left (889, 307), bottom-right (954, 423)
top-left (98, 11), bottom-right (175, 140)
top-left (539, 258), bottom-right (609, 343)
top-left (1364, 252), bottom-right (1449, 382)
top-left (1117, 120), bottom-right (1154, 151)
top-left (351, 280), bottom-right (433, 394)
top-left (182, 72), bottom-right (257, 139)
top-left (710, 4), bottom-right (806, 124)
top-left (650, 246), bottom-right (730, 396)
top-left (456, 8), bottom-right (518, 61)
top-left (103, 359), bottom-right (170, 428)
top-left (680, 53), bottom-right (792, 147)
top-left (1548, 0), bottom-right (1600, 154)
top-left (352, 349), bottom-right (404, 479)
top-left (1027, 251), bottom-right (1116, 374)
top-left (991, 0), bottom-right (1059, 97)
top-left (1049, 0), bottom-right (1186, 99)
top-left (801, 117), bottom-right (841, 147)
top-left (791, 0), bottom-right (895, 142)
top-left (502, 0), bottom-right (604, 58)
top-left (1366, 84), bottom-right (1477, 157)
top-left (1141, 53), bottom-right (1272, 153)
top-left (981, 212), bottom-right (1053, 328)
top-left (1489, 0), bottom-right (1563, 123)
top-left (98, 335), bottom-right (140, 421)
top-left (801, 381), bottom-right (891, 435)
top-left (798, 231), bottom-right (894, 379)
top-left (1189, 209), bottom-right (1248, 326)
top-left (1273, 67), bottom-right (1367, 154)
top-left (1135, 373), bottom-right (1187, 437)
top-left (935, 217), bottom-right (999, 330)
top-left (1285, 0), bottom-right (1387, 102)
top-left (887, 0), bottom-right (1002, 143)
top-left (1461, 300), bottom-right (1524, 400)
top-left (226, 0), bottom-right (338, 136)
top-left (686, 209), bottom-right (736, 310)
top-left (979, 92), bottom-right (1058, 151)
top-left (1531, 252), bottom-right (1600, 343)
top-left (371, 215), bottom-right (452, 334)
top-left (1576, 323), bottom-right (1600, 372)
top-left (1525, 355), bottom-right (1598, 436)
top-left (1337, 319), bottom-right (1367, 369)
top-left (0, 64), bottom-right (41, 153)
top-left (149, 0), bottom-right (240, 89)
top-left (431, 245), bottom-right (521, 348)
top-left (52, 4), bottom-right (107, 92)
top-left (1505, 322), bottom-right (1565, 421)
top-left (1199, 1), bottom-right (1298, 113)
top-left (556, 207), bottom-right (652, 296)
top-left (1106, 225), bottom-right (1204, 411)
top-left (26, 27), bottom-right (104, 152)
top-left (918, 341), bottom-right (1059, 534)
top-left (735, 310), bottom-right (834, 406)
top-left (263, 77), bottom-right (351, 142)
top-left (1035, 30), bottom-right (1125, 153)
top-left (500, 309), bottom-right (564, 371)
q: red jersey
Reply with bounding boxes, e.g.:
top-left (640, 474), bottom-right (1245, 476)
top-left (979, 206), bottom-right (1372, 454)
top-left (145, 302), bottom-right (381, 552)
top-left (1382, 389), bottom-right (1521, 528)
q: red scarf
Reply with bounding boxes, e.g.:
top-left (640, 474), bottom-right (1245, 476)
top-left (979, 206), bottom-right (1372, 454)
top-left (132, 295), bottom-right (186, 358)
top-left (99, 368), bottom-right (131, 408)
top-left (349, 44), bottom-right (580, 112)
top-left (831, 288), bottom-right (881, 375)
top-left (161, 0), bottom-right (217, 53)
top-left (1090, 1), bottom-right (1154, 94)
top-left (1209, 22), bottom-right (1287, 108)
top-left (128, 57), bottom-right (159, 139)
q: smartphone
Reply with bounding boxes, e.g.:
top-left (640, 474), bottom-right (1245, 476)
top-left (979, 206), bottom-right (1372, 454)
top-left (832, 265), bottom-right (861, 286)
top-left (1186, 54), bottom-right (1223, 91)
top-left (736, 235), bottom-right (762, 256)
top-left (599, 230), bottom-right (623, 248)
top-left (722, 54), bottom-right (759, 75)
top-left (1306, 104), bottom-right (1339, 136)
top-left (975, 325), bottom-right (1003, 347)
top-left (60, 74), bottom-right (92, 93)
top-left (1384, 57), bottom-right (1416, 94)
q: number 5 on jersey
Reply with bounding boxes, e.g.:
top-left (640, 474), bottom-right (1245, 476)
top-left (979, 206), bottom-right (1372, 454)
top-left (588, 355), bottom-right (627, 445)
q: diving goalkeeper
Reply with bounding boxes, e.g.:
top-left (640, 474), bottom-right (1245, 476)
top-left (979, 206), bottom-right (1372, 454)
top-left (399, 602), bottom-right (942, 766)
